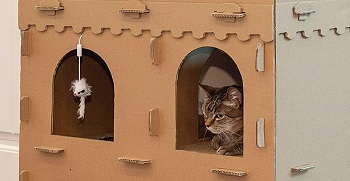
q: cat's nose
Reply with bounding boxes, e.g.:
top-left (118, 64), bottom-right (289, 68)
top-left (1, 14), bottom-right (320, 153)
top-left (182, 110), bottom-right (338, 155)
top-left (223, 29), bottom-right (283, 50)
top-left (205, 119), bottom-right (213, 127)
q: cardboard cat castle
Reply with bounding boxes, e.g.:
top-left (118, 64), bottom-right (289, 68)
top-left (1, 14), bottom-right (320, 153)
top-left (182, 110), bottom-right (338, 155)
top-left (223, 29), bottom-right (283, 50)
top-left (19, 0), bottom-right (350, 180)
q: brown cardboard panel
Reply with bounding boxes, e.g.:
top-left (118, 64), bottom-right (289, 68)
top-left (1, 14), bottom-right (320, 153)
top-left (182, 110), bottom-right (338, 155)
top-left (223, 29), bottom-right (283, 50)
top-left (20, 27), bottom-right (275, 180)
top-left (176, 48), bottom-right (208, 147)
top-left (276, 0), bottom-right (350, 39)
top-left (19, 1), bottom-right (274, 42)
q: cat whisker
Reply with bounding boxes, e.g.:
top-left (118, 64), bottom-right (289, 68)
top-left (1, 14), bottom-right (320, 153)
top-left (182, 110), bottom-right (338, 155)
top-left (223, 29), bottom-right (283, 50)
top-left (222, 131), bottom-right (231, 141)
top-left (198, 125), bottom-right (207, 136)
top-left (223, 129), bottom-right (242, 137)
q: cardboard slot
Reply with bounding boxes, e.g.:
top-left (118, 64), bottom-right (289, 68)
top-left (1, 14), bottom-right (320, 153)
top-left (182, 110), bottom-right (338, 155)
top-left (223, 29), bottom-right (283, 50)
top-left (52, 49), bottom-right (114, 140)
top-left (118, 157), bottom-right (151, 165)
top-left (176, 47), bottom-right (243, 155)
top-left (35, 146), bottom-right (64, 154)
top-left (211, 168), bottom-right (247, 177)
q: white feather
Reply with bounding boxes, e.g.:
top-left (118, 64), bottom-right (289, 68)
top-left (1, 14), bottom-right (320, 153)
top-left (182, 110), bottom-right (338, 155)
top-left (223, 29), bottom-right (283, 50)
top-left (71, 78), bottom-right (92, 120)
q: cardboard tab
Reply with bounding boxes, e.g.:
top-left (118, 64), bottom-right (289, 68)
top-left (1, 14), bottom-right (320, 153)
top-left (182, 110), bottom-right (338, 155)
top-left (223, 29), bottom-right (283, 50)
top-left (21, 31), bottom-right (29, 56)
top-left (293, 2), bottom-right (315, 21)
top-left (150, 38), bottom-right (160, 65)
top-left (35, 146), bottom-right (64, 154)
top-left (118, 157), bottom-right (151, 165)
top-left (35, 0), bottom-right (64, 16)
top-left (212, 3), bottom-right (245, 22)
top-left (149, 108), bottom-right (160, 136)
top-left (256, 118), bottom-right (265, 148)
top-left (119, 0), bottom-right (149, 19)
top-left (256, 43), bottom-right (265, 72)
top-left (211, 168), bottom-right (247, 177)
top-left (291, 164), bottom-right (315, 172)
top-left (19, 170), bottom-right (29, 181)
top-left (20, 96), bottom-right (29, 122)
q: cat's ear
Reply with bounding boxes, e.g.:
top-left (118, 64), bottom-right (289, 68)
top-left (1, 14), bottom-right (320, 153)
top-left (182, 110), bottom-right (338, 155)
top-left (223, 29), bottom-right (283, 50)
top-left (223, 87), bottom-right (242, 109)
top-left (198, 83), bottom-right (217, 98)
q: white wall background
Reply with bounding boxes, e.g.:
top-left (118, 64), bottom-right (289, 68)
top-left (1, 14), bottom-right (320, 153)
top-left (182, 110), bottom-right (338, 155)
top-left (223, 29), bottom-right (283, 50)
top-left (0, 0), bottom-right (21, 180)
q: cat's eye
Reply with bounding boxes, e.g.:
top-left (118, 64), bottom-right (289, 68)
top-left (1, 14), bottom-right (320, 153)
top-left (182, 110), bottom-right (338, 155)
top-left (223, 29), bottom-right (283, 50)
top-left (79, 90), bottom-right (85, 94)
top-left (214, 113), bottom-right (224, 119)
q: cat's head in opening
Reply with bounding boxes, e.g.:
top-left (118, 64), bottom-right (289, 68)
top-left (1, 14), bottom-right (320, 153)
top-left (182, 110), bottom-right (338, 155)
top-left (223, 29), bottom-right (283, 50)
top-left (199, 84), bottom-right (243, 135)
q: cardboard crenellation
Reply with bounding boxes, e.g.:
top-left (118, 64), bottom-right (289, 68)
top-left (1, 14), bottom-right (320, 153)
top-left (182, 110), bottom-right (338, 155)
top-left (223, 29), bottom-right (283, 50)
top-left (276, 0), bottom-right (350, 39)
top-left (19, 1), bottom-right (274, 42)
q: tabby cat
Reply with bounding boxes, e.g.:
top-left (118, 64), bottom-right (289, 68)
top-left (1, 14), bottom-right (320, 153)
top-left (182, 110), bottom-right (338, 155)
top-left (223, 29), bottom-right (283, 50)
top-left (199, 84), bottom-right (243, 155)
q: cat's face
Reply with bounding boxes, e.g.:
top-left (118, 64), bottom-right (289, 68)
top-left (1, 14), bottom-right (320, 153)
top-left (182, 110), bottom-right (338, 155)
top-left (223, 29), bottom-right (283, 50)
top-left (199, 84), bottom-right (243, 134)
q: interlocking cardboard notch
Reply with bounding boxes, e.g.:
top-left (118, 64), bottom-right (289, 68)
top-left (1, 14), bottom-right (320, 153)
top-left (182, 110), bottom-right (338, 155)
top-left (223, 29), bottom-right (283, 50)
top-left (118, 157), bottom-right (151, 165)
top-left (119, 0), bottom-right (149, 19)
top-left (35, 146), bottom-right (64, 154)
top-left (293, 2), bottom-right (316, 21)
top-left (211, 168), bottom-right (247, 177)
top-left (18, 0), bottom-right (350, 180)
top-left (211, 3), bottom-right (246, 23)
top-left (35, 0), bottom-right (64, 16)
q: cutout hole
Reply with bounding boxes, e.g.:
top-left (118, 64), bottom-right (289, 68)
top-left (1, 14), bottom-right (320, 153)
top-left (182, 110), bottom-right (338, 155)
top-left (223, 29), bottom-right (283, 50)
top-left (52, 49), bottom-right (114, 141)
top-left (176, 47), bottom-right (243, 156)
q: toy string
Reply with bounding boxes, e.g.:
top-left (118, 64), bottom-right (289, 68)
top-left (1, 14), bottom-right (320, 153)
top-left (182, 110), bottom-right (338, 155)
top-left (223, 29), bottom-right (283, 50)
top-left (79, 56), bottom-right (81, 80)
top-left (78, 34), bottom-right (83, 80)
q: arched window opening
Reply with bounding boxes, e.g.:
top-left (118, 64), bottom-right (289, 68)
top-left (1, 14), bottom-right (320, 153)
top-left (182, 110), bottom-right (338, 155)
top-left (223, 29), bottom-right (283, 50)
top-left (176, 47), bottom-right (243, 156)
top-left (52, 49), bottom-right (114, 141)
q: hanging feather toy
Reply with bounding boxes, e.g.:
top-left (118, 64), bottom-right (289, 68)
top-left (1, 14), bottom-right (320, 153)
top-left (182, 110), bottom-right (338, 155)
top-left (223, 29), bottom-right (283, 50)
top-left (71, 34), bottom-right (92, 120)
top-left (71, 78), bottom-right (92, 119)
